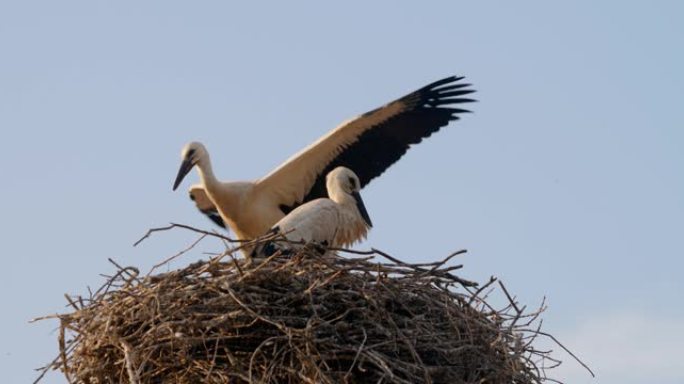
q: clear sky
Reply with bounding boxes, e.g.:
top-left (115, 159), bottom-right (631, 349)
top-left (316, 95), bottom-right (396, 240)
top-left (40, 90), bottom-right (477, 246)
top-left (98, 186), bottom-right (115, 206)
top-left (1, 1), bottom-right (682, 383)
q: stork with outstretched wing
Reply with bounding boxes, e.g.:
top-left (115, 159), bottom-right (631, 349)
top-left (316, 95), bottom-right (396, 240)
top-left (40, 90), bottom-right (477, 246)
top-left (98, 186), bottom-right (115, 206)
top-left (173, 75), bottom-right (475, 241)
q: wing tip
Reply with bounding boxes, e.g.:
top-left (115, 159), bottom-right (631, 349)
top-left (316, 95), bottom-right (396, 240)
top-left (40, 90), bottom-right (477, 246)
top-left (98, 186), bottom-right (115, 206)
top-left (415, 74), bottom-right (475, 96)
top-left (423, 75), bottom-right (477, 111)
top-left (425, 75), bottom-right (468, 90)
top-left (433, 97), bottom-right (478, 104)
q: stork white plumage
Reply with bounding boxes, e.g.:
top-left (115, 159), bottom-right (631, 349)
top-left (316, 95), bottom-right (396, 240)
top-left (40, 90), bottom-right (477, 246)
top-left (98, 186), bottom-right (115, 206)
top-left (253, 167), bottom-right (372, 257)
top-left (173, 75), bottom-right (475, 241)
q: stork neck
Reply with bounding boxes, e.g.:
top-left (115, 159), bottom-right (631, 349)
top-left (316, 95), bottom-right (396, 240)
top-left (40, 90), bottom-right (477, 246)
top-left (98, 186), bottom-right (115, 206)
top-left (197, 158), bottom-right (219, 190)
top-left (329, 190), bottom-right (355, 206)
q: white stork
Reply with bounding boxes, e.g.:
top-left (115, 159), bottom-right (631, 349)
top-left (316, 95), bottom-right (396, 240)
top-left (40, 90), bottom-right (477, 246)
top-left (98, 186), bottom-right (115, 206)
top-left (173, 75), bottom-right (475, 241)
top-left (253, 166), bottom-right (372, 257)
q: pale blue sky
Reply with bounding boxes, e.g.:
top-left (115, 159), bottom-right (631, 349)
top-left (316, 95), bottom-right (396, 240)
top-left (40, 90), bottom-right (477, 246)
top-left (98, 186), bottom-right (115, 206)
top-left (1, 1), bottom-right (682, 383)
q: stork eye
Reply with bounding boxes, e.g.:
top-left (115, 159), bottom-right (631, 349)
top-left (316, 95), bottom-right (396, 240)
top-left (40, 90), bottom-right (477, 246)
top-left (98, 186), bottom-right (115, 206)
top-left (348, 177), bottom-right (357, 189)
top-left (187, 149), bottom-right (196, 158)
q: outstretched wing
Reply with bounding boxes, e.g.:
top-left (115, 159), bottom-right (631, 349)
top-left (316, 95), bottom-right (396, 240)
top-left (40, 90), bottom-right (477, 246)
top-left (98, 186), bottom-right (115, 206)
top-left (255, 75), bottom-right (475, 213)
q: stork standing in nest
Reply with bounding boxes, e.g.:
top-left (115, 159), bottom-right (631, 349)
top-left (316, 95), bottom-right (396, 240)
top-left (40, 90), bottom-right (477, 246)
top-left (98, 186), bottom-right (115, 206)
top-left (253, 166), bottom-right (372, 257)
top-left (173, 75), bottom-right (475, 241)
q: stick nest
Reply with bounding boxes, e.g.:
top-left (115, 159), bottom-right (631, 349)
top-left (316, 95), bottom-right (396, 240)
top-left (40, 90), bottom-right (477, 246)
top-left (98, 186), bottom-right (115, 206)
top-left (36, 228), bottom-right (569, 384)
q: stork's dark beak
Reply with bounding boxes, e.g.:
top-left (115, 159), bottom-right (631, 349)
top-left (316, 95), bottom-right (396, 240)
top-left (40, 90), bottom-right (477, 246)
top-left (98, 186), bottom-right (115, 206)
top-left (173, 158), bottom-right (194, 191)
top-left (352, 191), bottom-right (373, 227)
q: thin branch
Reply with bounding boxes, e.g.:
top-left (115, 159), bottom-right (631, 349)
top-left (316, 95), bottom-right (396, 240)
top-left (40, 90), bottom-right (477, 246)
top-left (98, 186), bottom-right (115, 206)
top-left (121, 341), bottom-right (141, 384)
top-left (146, 234), bottom-right (207, 277)
top-left (535, 331), bottom-right (595, 378)
top-left (133, 222), bottom-right (240, 247)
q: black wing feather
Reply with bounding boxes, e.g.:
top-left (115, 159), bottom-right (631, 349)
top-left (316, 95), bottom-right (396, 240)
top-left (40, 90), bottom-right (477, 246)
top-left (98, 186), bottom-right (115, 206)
top-left (205, 212), bottom-right (226, 228)
top-left (280, 75), bottom-right (475, 214)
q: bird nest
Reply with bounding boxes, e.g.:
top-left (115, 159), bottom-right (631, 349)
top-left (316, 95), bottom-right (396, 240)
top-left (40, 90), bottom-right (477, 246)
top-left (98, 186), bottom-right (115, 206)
top-left (34, 225), bottom-right (587, 384)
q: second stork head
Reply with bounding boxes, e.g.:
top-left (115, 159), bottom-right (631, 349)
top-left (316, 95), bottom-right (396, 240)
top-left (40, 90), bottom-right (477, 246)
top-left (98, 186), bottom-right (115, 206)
top-left (327, 167), bottom-right (373, 228)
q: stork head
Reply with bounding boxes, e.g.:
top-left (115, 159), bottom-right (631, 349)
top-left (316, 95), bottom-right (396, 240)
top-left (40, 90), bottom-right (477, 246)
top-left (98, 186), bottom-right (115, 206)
top-left (326, 167), bottom-right (372, 227)
top-left (173, 141), bottom-right (208, 191)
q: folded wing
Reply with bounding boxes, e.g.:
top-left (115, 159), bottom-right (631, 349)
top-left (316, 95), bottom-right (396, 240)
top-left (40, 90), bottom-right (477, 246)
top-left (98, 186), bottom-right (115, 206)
top-left (189, 185), bottom-right (226, 228)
